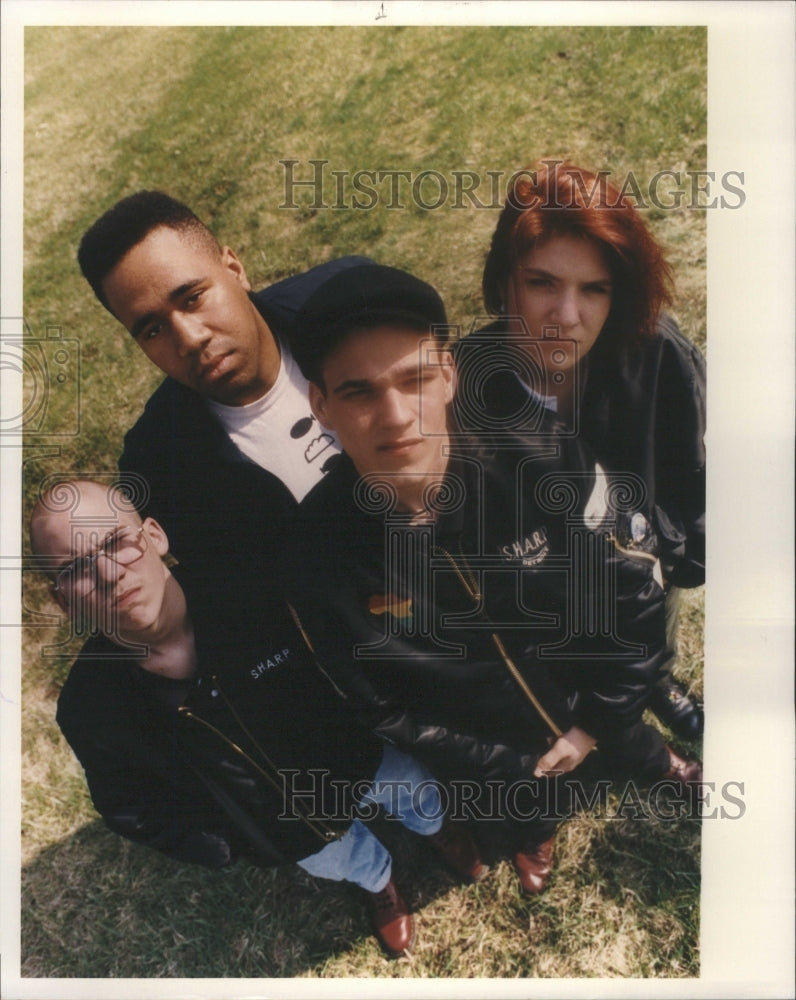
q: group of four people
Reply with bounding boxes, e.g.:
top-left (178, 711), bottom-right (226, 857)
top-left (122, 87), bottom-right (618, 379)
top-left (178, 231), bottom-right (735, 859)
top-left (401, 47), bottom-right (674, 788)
top-left (30, 160), bottom-right (706, 958)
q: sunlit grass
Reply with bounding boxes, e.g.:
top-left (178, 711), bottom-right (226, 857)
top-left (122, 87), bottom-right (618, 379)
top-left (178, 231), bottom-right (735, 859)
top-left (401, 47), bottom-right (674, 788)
top-left (22, 23), bottom-right (705, 978)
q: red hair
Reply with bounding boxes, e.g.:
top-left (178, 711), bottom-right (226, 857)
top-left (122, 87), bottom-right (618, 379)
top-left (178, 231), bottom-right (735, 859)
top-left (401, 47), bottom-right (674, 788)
top-left (482, 160), bottom-right (673, 346)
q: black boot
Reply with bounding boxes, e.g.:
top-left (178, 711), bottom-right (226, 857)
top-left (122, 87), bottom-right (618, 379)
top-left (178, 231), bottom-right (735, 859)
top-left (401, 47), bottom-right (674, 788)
top-left (649, 678), bottom-right (703, 740)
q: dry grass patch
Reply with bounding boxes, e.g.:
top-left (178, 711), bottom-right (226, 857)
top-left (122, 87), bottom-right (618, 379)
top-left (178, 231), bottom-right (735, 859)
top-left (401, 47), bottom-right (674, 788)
top-left (21, 23), bottom-right (705, 979)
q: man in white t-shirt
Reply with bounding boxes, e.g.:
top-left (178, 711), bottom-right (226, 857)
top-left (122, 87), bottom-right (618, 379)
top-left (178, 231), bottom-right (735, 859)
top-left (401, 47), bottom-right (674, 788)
top-left (78, 191), bottom-right (370, 588)
top-left (74, 195), bottom-right (491, 955)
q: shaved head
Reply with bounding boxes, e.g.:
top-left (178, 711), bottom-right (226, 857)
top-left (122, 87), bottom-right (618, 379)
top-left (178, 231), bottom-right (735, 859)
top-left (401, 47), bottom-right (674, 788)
top-left (30, 479), bottom-right (175, 647)
top-left (30, 481), bottom-right (141, 567)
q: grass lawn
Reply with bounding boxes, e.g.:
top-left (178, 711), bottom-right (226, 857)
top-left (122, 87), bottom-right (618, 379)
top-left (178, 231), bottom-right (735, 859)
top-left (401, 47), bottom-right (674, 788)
top-left (20, 24), bottom-right (705, 980)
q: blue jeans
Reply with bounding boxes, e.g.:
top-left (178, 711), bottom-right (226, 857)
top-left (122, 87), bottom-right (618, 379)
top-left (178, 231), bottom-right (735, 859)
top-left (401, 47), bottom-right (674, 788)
top-left (296, 746), bottom-right (443, 892)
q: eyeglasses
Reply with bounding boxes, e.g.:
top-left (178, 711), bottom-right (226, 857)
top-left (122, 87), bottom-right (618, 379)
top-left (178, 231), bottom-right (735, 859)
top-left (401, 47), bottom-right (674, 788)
top-left (53, 525), bottom-right (148, 597)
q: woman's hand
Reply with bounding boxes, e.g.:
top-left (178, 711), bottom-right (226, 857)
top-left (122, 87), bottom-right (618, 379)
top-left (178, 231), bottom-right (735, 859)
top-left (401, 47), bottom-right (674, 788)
top-left (534, 726), bottom-right (597, 776)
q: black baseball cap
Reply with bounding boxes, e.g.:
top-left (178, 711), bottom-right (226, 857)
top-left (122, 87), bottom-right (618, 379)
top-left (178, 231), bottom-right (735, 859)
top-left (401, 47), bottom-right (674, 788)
top-left (290, 263), bottom-right (448, 383)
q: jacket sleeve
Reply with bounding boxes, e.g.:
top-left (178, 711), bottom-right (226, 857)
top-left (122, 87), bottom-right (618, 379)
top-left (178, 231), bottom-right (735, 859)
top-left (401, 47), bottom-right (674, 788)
top-left (651, 318), bottom-right (706, 588)
top-left (372, 714), bottom-right (540, 786)
top-left (560, 539), bottom-right (669, 740)
top-left (56, 671), bottom-right (237, 869)
top-left (515, 450), bottom-right (670, 742)
top-left (293, 602), bottom-right (541, 786)
top-left (83, 755), bottom-right (236, 869)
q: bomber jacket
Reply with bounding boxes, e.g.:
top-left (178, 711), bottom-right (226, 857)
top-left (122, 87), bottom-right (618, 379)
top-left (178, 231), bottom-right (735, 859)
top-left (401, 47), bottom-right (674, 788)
top-left (453, 315), bottom-right (706, 588)
top-left (56, 567), bottom-right (383, 869)
top-left (117, 256), bottom-right (373, 593)
top-left (289, 423), bottom-right (668, 788)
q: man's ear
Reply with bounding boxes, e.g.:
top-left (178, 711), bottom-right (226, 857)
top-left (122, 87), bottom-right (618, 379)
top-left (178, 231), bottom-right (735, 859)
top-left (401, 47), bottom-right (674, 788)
top-left (51, 584), bottom-right (70, 615)
top-left (220, 246), bottom-right (252, 292)
top-left (309, 381), bottom-right (332, 429)
top-left (142, 517), bottom-right (170, 558)
top-left (439, 349), bottom-right (456, 404)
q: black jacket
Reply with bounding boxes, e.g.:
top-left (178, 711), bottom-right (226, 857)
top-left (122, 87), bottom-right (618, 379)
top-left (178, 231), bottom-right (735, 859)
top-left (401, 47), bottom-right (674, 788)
top-left (289, 426), bottom-right (668, 788)
top-left (117, 256), bottom-right (373, 593)
top-left (56, 568), bottom-right (383, 869)
top-left (453, 316), bottom-right (706, 588)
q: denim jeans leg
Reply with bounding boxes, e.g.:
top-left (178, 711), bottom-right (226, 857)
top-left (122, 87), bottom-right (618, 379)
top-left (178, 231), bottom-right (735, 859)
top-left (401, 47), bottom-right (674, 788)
top-left (360, 744), bottom-right (444, 836)
top-left (296, 819), bottom-right (392, 893)
top-left (295, 747), bottom-right (444, 891)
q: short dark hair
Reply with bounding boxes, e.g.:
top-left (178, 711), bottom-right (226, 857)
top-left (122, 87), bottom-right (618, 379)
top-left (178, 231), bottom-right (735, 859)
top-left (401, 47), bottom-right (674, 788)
top-left (291, 263), bottom-right (449, 386)
top-left (77, 190), bottom-right (220, 312)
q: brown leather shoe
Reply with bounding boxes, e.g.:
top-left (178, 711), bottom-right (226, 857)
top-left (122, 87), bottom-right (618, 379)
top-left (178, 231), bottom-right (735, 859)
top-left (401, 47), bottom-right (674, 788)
top-left (365, 877), bottom-right (415, 958)
top-left (426, 818), bottom-right (489, 883)
top-left (663, 746), bottom-right (703, 788)
top-left (513, 835), bottom-right (555, 896)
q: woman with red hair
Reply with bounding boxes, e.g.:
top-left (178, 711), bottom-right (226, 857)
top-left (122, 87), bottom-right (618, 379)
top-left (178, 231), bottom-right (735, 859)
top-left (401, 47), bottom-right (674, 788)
top-left (455, 159), bottom-right (705, 740)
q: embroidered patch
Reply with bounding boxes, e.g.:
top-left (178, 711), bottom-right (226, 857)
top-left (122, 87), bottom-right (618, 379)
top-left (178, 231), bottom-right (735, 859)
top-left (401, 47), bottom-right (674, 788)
top-left (630, 511), bottom-right (651, 543)
top-left (368, 594), bottom-right (413, 620)
top-left (497, 528), bottom-right (550, 567)
top-left (249, 648), bottom-right (291, 680)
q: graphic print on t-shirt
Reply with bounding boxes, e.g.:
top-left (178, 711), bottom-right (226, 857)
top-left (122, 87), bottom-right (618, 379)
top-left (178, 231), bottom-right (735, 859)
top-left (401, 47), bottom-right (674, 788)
top-left (289, 414), bottom-right (338, 473)
top-left (208, 344), bottom-right (341, 501)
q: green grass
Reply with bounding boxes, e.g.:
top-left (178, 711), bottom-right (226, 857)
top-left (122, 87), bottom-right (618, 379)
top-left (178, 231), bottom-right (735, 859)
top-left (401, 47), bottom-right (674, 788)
top-left (21, 24), bottom-right (705, 979)
top-left (21, 805), bottom-right (701, 978)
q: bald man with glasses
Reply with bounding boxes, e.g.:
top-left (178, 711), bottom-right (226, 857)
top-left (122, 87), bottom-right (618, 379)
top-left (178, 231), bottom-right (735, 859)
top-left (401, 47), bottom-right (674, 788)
top-left (30, 479), bottom-right (486, 959)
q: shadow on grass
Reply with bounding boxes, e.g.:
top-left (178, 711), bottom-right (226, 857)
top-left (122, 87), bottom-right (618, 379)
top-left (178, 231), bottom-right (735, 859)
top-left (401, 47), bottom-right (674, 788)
top-left (21, 815), bottom-right (469, 978)
top-left (22, 798), bottom-right (701, 978)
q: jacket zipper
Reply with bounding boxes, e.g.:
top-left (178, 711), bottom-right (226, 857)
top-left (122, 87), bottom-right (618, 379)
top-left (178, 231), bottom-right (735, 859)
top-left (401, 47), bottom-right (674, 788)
top-left (178, 679), bottom-right (339, 843)
top-left (433, 543), bottom-right (564, 740)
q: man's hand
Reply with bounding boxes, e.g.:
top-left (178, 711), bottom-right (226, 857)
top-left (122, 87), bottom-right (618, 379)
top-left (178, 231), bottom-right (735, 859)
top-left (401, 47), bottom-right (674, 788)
top-left (534, 726), bottom-right (597, 776)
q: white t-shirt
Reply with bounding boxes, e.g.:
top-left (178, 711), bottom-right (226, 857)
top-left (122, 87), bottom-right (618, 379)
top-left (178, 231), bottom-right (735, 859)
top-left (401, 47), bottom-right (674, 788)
top-left (207, 345), bottom-right (340, 502)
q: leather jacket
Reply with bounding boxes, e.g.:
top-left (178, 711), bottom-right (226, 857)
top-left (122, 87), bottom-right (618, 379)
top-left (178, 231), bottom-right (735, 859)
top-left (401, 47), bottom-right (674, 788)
top-left (453, 315), bottom-right (706, 588)
top-left (289, 426), bottom-right (668, 788)
top-left (56, 568), bottom-right (383, 869)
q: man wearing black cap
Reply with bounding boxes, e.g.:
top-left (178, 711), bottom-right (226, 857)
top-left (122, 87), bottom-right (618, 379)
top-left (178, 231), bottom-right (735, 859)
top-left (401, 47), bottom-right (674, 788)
top-left (294, 265), bottom-right (455, 519)
top-left (287, 263), bottom-right (703, 899)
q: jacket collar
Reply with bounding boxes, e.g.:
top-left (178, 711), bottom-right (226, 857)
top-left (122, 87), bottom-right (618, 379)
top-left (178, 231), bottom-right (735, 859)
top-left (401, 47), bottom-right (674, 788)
top-left (329, 441), bottom-right (479, 539)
